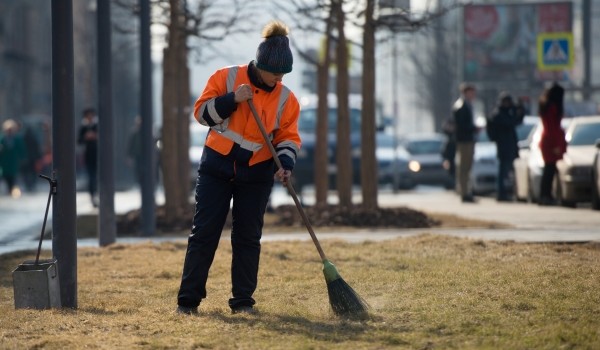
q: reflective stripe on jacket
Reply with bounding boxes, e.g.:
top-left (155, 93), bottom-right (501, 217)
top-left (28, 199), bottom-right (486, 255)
top-left (194, 64), bottom-right (301, 168)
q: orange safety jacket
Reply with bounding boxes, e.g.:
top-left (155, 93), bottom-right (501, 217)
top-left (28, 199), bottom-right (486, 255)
top-left (194, 64), bottom-right (301, 169)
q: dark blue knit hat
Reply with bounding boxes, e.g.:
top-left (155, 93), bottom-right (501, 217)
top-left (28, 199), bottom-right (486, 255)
top-left (255, 21), bottom-right (293, 74)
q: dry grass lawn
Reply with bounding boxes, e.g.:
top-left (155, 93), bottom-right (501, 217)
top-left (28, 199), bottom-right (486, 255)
top-left (1, 234), bottom-right (599, 349)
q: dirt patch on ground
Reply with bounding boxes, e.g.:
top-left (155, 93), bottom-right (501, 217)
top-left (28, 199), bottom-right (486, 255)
top-left (69, 203), bottom-right (509, 238)
top-left (272, 204), bottom-right (438, 228)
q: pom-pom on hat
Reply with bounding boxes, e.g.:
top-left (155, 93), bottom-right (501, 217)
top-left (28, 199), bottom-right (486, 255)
top-left (255, 21), bottom-right (293, 74)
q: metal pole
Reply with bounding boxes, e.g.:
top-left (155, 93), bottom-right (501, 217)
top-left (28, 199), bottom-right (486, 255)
top-left (51, 0), bottom-right (77, 308)
top-left (583, 0), bottom-right (591, 101)
top-left (391, 32), bottom-right (400, 191)
top-left (97, 0), bottom-right (116, 246)
top-left (140, 0), bottom-right (156, 236)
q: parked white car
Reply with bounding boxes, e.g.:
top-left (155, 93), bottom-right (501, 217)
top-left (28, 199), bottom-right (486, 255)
top-left (555, 116), bottom-right (600, 207)
top-left (592, 138), bottom-right (600, 210)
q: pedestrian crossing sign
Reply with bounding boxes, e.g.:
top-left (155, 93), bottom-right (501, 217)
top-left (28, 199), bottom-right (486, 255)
top-left (537, 32), bottom-right (574, 70)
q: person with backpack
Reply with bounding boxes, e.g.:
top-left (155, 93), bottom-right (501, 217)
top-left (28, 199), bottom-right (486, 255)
top-left (487, 92), bottom-right (524, 202)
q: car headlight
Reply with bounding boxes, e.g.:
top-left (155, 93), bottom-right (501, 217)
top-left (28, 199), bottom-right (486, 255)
top-left (408, 160), bottom-right (421, 172)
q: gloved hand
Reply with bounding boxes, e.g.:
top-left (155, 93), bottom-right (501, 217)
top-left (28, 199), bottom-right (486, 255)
top-left (234, 84), bottom-right (253, 103)
top-left (275, 168), bottom-right (292, 186)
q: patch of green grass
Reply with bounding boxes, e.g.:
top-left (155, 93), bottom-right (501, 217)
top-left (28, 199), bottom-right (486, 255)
top-left (1, 235), bottom-right (599, 349)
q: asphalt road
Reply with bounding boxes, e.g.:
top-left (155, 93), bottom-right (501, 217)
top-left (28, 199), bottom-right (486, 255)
top-left (1, 185), bottom-right (599, 256)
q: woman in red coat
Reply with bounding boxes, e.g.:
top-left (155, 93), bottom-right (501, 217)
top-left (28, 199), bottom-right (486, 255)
top-left (538, 83), bottom-right (567, 205)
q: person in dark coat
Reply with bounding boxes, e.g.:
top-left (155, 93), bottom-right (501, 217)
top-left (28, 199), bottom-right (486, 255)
top-left (0, 119), bottom-right (25, 196)
top-left (538, 83), bottom-right (567, 206)
top-left (487, 92), bottom-right (524, 201)
top-left (452, 82), bottom-right (478, 202)
top-left (78, 108), bottom-right (99, 207)
top-left (21, 126), bottom-right (42, 192)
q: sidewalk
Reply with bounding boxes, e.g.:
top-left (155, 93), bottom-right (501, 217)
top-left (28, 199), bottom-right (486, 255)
top-left (0, 188), bottom-right (165, 255)
top-left (2, 186), bottom-right (600, 256)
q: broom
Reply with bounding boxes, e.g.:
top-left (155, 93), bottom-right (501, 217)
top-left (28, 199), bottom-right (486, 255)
top-left (247, 99), bottom-right (369, 317)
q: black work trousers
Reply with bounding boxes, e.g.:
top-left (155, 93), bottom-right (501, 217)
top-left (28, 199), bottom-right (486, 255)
top-left (177, 167), bottom-right (273, 310)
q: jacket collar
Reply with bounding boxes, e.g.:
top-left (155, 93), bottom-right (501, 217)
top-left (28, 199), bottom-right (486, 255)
top-left (248, 61), bottom-right (275, 93)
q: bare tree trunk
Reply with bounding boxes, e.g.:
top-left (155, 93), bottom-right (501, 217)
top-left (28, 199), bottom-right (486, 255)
top-left (361, 0), bottom-right (378, 210)
top-left (161, 0), bottom-right (190, 224)
top-left (333, 0), bottom-right (352, 208)
top-left (176, 48), bottom-right (191, 214)
top-left (314, 11), bottom-right (334, 207)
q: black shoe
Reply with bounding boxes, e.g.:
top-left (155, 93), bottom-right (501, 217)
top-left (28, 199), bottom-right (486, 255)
top-left (461, 195), bottom-right (476, 203)
top-left (231, 306), bottom-right (257, 315)
top-left (176, 305), bottom-right (198, 315)
top-left (538, 197), bottom-right (556, 206)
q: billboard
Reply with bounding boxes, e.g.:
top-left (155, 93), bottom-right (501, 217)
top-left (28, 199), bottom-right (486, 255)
top-left (463, 2), bottom-right (572, 83)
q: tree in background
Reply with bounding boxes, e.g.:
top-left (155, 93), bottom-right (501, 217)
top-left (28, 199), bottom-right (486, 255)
top-left (406, 1), bottom-right (461, 132)
top-left (274, 0), bottom-right (337, 207)
top-left (360, 0), bottom-right (377, 211)
top-left (116, 0), bottom-right (258, 226)
top-left (332, 0), bottom-right (353, 208)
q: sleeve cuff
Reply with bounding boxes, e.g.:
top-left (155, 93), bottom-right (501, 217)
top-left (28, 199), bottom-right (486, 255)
top-left (278, 155), bottom-right (294, 171)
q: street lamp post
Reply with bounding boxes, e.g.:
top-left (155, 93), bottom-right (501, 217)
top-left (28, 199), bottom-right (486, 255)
top-left (97, 0), bottom-right (116, 246)
top-left (51, 0), bottom-right (77, 308)
top-left (140, 0), bottom-right (156, 237)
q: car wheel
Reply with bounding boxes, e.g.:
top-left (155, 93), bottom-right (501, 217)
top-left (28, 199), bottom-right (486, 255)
top-left (592, 172), bottom-right (600, 210)
top-left (555, 175), bottom-right (576, 208)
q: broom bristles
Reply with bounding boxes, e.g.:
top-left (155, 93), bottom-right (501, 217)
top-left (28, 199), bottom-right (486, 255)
top-left (327, 276), bottom-right (369, 317)
top-left (323, 259), bottom-right (369, 317)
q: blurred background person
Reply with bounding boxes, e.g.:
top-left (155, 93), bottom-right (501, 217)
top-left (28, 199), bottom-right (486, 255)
top-left (127, 115), bottom-right (143, 188)
top-left (487, 92), bottom-right (524, 202)
top-left (0, 119), bottom-right (25, 197)
top-left (21, 125), bottom-right (42, 192)
top-left (78, 108), bottom-right (99, 207)
top-left (441, 116), bottom-right (456, 188)
top-left (452, 83), bottom-right (478, 203)
top-left (538, 83), bottom-right (567, 206)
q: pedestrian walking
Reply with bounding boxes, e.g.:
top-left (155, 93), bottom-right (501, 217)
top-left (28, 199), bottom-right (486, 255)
top-left (487, 92), bottom-right (524, 201)
top-left (538, 83), bottom-right (567, 206)
top-left (452, 83), bottom-right (478, 203)
top-left (0, 119), bottom-right (25, 197)
top-left (78, 108), bottom-right (99, 207)
top-left (176, 20), bottom-right (301, 315)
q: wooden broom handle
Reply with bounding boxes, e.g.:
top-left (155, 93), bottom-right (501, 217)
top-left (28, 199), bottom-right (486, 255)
top-left (246, 99), bottom-right (327, 261)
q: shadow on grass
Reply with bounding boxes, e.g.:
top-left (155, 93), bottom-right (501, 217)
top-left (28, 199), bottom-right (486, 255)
top-left (206, 310), bottom-right (402, 344)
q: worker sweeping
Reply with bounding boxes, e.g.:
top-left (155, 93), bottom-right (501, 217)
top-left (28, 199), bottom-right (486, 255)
top-left (176, 20), bottom-right (301, 315)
